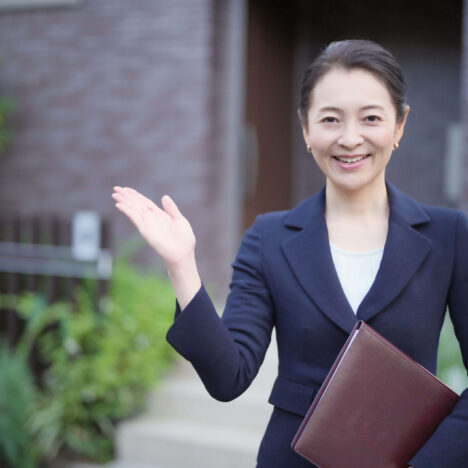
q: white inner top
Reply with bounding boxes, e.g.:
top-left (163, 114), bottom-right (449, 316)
top-left (330, 243), bottom-right (384, 314)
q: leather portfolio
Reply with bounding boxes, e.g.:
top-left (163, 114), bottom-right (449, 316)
top-left (291, 320), bottom-right (459, 468)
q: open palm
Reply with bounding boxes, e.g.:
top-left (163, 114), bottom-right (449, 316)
top-left (112, 186), bottom-right (196, 267)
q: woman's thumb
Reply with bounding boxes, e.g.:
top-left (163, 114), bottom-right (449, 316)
top-left (162, 195), bottom-right (182, 219)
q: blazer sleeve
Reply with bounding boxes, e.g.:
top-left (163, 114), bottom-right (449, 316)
top-left (165, 214), bottom-right (275, 402)
top-left (409, 210), bottom-right (468, 467)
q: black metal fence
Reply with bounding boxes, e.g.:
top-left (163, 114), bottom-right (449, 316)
top-left (0, 213), bottom-right (112, 348)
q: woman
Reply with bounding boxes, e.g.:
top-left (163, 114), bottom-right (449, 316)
top-left (112, 40), bottom-right (468, 467)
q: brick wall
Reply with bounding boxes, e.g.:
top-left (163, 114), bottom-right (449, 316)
top-left (0, 0), bottom-right (234, 298)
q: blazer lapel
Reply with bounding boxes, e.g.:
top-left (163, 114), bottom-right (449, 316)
top-left (356, 183), bottom-right (432, 321)
top-left (281, 185), bottom-right (358, 334)
top-left (280, 181), bottom-right (432, 334)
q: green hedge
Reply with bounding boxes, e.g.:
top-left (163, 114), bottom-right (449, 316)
top-left (0, 256), bottom-right (177, 466)
top-left (0, 339), bottom-right (39, 468)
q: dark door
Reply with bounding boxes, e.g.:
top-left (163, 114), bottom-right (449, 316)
top-left (243, 0), bottom-right (295, 230)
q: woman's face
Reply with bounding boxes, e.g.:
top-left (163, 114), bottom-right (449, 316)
top-left (302, 67), bottom-right (408, 193)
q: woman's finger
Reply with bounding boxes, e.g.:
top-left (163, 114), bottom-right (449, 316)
top-left (161, 195), bottom-right (182, 220)
top-left (113, 189), bottom-right (147, 212)
top-left (123, 187), bottom-right (159, 212)
top-left (114, 186), bottom-right (149, 213)
top-left (112, 192), bottom-right (143, 215)
top-left (114, 188), bottom-right (158, 220)
top-left (114, 186), bottom-right (171, 220)
top-left (115, 202), bottom-right (143, 231)
top-left (111, 192), bottom-right (126, 203)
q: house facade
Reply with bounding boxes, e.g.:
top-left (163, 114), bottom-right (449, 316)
top-left (0, 0), bottom-right (466, 301)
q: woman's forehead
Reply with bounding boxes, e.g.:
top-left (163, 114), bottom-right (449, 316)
top-left (310, 68), bottom-right (394, 111)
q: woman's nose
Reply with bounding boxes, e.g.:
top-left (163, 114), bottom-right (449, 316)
top-left (337, 123), bottom-right (364, 149)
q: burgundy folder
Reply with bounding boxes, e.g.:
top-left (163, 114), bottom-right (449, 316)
top-left (291, 321), bottom-right (459, 468)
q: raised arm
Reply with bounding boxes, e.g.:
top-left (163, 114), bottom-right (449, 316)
top-left (112, 186), bottom-right (275, 401)
top-left (112, 186), bottom-right (201, 309)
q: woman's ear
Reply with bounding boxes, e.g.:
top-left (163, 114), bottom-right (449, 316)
top-left (298, 108), bottom-right (310, 143)
top-left (394, 105), bottom-right (410, 144)
top-left (301, 125), bottom-right (309, 146)
top-left (297, 108), bottom-right (304, 128)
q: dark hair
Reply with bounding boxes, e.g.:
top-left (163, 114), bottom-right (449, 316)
top-left (299, 39), bottom-right (407, 125)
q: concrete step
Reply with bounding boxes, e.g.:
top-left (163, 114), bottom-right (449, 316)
top-left (66, 462), bottom-right (170, 468)
top-left (115, 416), bottom-right (263, 468)
top-left (106, 463), bottom-right (170, 468)
top-left (145, 328), bottom-right (277, 430)
top-left (147, 373), bottom-right (273, 431)
top-left (111, 330), bottom-right (278, 468)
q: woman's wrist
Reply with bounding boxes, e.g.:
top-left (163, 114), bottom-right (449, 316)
top-left (166, 253), bottom-right (202, 311)
top-left (166, 251), bottom-right (197, 279)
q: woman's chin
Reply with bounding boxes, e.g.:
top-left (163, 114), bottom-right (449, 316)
top-left (326, 173), bottom-right (382, 193)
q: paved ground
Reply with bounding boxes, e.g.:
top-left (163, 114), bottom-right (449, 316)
top-left (63, 330), bottom-right (279, 468)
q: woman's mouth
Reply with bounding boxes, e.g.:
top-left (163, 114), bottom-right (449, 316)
top-left (332, 154), bottom-right (371, 170)
top-left (332, 154), bottom-right (371, 163)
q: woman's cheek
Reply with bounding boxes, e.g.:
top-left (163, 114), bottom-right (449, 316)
top-left (366, 126), bottom-right (395, 145)
top-left (310, 133), bottom-right (335, 154)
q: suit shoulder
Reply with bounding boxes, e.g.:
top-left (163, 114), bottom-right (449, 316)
top-left (259, 208), bottom-right (291, 223)
top-left (420, 202), bottom-right (462, 224)
top-left (253, 191), bottom-right (322, 230)
top-left (415, 202), bottom-right (466, 241)
top-left (243, 208), bottom-right (295, 241)
top-left (252, 207), bottom-right (297, 231)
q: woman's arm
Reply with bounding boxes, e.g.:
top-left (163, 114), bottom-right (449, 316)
top-left (112, 186), bottom-right (275, 401)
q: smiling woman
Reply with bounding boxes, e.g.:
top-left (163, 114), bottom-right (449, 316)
top-left (298, 41), bottom-right (411, 252)
top-left (112, 39), bottom-right (468, 468)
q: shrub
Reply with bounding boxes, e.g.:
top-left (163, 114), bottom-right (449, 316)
top-left (0, 255), bottom-right (177, 464)
top-left (34, 259), bottom-right (176, 461)
top-left (0, 340), bottom-right (39, 468)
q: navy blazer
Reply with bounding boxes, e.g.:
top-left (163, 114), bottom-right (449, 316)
top-left (166, 181), bottom-right (468, 467)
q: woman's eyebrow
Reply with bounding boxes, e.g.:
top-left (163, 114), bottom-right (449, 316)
top-left (318, 106), bottom-right (341, 113)
top-left (317, 104), bottom-right (385, 113)
top-left (360, 104), bottom-right (385, 111)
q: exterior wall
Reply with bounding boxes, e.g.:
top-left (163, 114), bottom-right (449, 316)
top-left (0, 0), bottom-right (236, 300)
top-left (2, 0), bottom-right (466, 300)
top-left (385, 42), bottom-right (461, 207)
top-left (210, 0), bottom-right (247, 299)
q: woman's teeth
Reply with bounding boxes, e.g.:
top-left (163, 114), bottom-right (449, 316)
top-left (334, 154), bottom-right (370, 163)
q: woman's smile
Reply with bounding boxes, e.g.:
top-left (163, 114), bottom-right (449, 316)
top-left (332, 153), bottom-right (372, 170)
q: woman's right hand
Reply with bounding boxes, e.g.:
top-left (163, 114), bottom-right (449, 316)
top-left (112, 186), bottom-right (196, 268)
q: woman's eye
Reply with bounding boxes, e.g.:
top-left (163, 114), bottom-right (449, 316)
top-left (365, 115), bottom-right (380, 122)
top-left (321, 116), bottom-right (338, 123)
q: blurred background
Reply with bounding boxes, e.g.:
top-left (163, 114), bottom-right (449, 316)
top-left (0, 0), bottom-right (467, 467)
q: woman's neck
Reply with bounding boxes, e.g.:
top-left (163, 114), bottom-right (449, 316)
top-left (324, 177), bottom-right (389, 222)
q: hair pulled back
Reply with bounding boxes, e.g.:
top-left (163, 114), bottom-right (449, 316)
top-left (299, 39), bottom-right (407, 125)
